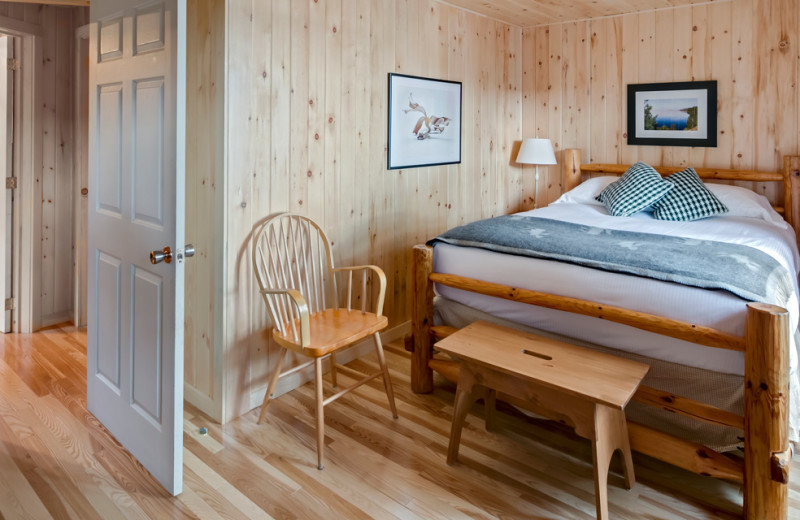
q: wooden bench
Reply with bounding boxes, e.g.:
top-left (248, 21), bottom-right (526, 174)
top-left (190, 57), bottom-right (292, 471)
top-left (436, 320), bottom-right (650, 520)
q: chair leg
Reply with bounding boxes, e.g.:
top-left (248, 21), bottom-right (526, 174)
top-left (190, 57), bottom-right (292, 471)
top-left (373, 333), bottom-right (398, 419)
top-left (329, 352), bottom-right (338, 388)
top-left (258, 347), bottom-right (288, 424)
top-left (314, 357), bottom-right (325, 470)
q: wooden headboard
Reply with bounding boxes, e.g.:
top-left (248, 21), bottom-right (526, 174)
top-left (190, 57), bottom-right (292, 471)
top-left (562, 149), bottom-right (800, 245)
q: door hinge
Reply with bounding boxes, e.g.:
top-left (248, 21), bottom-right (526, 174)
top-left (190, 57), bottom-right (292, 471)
top-left (5, 177), bottom-right (16, 189)
top-left (7, 58), bottom-right (17, 71)
top-left (5, 298), bottom-right (14, 311)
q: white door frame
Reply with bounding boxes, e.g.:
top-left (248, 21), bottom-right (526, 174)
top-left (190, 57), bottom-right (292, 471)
top-left (0, 16), bottom-right (43, 333)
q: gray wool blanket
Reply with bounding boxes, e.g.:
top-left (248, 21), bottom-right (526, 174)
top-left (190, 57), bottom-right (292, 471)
top-left (428, 215), bottom-right (794, 308)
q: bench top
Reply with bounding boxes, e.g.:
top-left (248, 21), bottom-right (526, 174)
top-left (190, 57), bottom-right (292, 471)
top-left (435, 321), bottom-right (650, 409)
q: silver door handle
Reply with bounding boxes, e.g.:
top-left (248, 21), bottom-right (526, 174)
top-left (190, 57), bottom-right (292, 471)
top-left (175, 244), bottom-right (195, 262)
top-left (150, 246), bottom-right (172, 264)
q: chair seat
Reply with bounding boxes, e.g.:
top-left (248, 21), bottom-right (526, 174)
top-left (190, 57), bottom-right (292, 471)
top-left (273, 309), bottom-right (388, 357)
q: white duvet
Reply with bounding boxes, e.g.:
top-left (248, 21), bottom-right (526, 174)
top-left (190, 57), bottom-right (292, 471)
top-left (433, 189), bottom-right (800, 441)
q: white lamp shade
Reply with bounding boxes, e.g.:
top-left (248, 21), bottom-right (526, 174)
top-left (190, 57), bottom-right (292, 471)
top-left (516, 138), bottom-right (557, 165)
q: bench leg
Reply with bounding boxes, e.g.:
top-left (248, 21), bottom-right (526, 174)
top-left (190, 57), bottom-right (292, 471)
top-left (447, 369), bottom-right (481, 465)
top-left (592, 404), bottom-right (635, 520)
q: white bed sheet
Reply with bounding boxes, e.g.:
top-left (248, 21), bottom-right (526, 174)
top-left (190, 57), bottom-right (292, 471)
top-left (433, 203), bottom-right (800, 376)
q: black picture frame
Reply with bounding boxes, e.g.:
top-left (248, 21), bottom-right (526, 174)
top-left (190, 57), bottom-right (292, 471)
top-left (627, 81), bottom-right (717, 147)
top-left (387, 73), bottom-right (462, 170)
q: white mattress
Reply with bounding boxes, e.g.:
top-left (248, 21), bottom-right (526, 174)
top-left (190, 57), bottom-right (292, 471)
top-left (433, 203), bottom-right (800, 377)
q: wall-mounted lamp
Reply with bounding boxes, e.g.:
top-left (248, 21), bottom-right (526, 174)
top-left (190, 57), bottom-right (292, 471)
top-left (516, 138), bottom-right (557, 165)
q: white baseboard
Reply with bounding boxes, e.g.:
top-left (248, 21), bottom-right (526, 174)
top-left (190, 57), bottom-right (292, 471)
top-left (248, 320), bottom-right (411, 411)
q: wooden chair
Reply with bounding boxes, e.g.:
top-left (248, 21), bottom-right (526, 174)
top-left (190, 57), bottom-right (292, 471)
top-left (252, 213), bottom-right (398, 469)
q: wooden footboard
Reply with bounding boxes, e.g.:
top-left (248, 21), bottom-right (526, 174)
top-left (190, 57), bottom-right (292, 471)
top-left (410, 243), bottom-right (791, 519)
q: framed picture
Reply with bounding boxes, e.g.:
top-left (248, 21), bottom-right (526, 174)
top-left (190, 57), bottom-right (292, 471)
top-left (627, 81), bottom-right (717, 147)
top-left (388, 73), bottom-right (462, 169)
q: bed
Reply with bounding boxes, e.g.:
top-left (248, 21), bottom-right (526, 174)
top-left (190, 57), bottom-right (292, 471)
top-left (411, 149), bottom-right (800, 519)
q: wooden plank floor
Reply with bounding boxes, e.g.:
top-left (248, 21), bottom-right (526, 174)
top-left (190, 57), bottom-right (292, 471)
top-left (1, 323), bottom-right (799, 519)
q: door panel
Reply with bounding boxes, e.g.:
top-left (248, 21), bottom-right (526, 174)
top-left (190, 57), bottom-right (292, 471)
top-left (88, 0), bottom-right (184, 495)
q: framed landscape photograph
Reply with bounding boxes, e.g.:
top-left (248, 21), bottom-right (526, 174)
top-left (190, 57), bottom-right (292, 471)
top-left (627, 81), bottom-right (717, 147)
top-left (388, 73), bottom-right (462, 169)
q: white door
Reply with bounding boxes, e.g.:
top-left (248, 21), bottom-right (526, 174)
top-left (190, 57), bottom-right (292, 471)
top-left (87, 0), bottom-right (186, 495)
top-left (0, 35), bottom-right (13, 333)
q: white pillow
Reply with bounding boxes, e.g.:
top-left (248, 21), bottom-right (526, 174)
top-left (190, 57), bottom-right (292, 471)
top-left (554, 176), bottom-right (788, 226)
top-left (705, 183), bottom-right (787, 227)
top-left (552, 176), bottom-right (617, 206)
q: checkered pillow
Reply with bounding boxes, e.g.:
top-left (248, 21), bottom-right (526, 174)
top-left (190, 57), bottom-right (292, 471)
top-left (596, 162), bottom-right (673, 217)
top-left (652, 168), bottom-right (728, 221)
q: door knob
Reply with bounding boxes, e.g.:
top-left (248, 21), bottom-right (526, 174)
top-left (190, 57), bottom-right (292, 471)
top-left (150, 246), bottom-right (172, 264)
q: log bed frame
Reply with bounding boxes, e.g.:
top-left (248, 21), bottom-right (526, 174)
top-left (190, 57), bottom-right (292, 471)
top-left (411, 149), bottom-right (800, 519)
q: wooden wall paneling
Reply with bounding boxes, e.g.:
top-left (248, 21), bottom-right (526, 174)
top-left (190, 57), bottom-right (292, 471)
top-left (184, 0), bottom-right (224, 418)
top-left (771, 0), bottom-right (798, 204)
top-left (619, 14), bottom-right (638, 165)
top-left (560, 22), bottom-right (577, 169)
top-left (481, 20), bottom-right (496, 218)
top-left (223, 0), bottom-right (524, 420)
top-left (8, 2), bottom-right (23, 21)
top-left (54, 8), bottom-right (74, 322)
top-left (545, 24), bottom-right (562, 204)
top-left (491, 21), bottom-right (503, 217)
top-left (184, 1), bottom-right (198, 395)
top-left (324, 0), bottom-right (342, 282)
top-left (671, 5), bottom-right (692, 169)
top-left (353, 0), bottom-right (369, 266)
top-left (466, 11), bottom-right (483, 224)
top-left (687, 5), bottom-right (708, 168)
top-left (269, 0), bottom-right (290, 215)
top-left (507, 23), bottom-right (522, 213)
top-left (289, 1), bottom-right (309, 219)
top-left (654, 8), bottom-right (675, 166)
top-left (449, 9), bottom-right (468, 226)
top-left (370, 0), bottom-right (391, 316)
top-left (307, 0), bottom-right (325, 228)
top-left (247, 0), bottom-right (272, 404)
top-left (432, 3), bottom-right (447, 233)
top-left (635, 10), bottom-right (658, 167)
top-left (588, 21), bottom-right (605, 165)
top-left (39, 6), bottom-right (55, 322)
top-left (574, 22), bottom-right (590, 166)
top-left (338, 0), bottom-right (356, 268)
top-left (521, 27), bottom-right (536, 211)
top-left (604, 17), bottom-right (622, 165)
top-left (731, 0), bottom-right (754, 172)
top-left (533, 25), bottom-right (548, 206)
top-left (224, 0), bottom-right (256, 422)
top-left (706, 2), bottom-right (733, 167)
top-left (754, 0), bottom-right (782, 202)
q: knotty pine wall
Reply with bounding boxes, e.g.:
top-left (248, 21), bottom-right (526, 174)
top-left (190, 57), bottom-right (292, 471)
top-left (222, 0), bottom-right (524, 421)
top-left (0, 3), bottom-right (89, 327)
top-left (184, 0), bottom-right (225, 419)
top-left (523, 0), bottom-right (799, 206)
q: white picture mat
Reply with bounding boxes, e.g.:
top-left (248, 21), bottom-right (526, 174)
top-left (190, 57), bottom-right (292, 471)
top-left (388, 74), bottom-right (461, 169)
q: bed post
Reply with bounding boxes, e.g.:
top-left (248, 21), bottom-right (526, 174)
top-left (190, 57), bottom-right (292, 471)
top-left (744, 302), bottom-right (790, 519)
top-left (563, 149), bottom-right (582, 193)
top-left (783, 156), bottom-right (800, 245)
top-left (412, 245), bottom-right (435, 393)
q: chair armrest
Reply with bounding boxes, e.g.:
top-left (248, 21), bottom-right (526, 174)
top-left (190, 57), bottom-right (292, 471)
top-left (332, 265), bottom-right (387, 315)
top-left (260, 288), bottom-right (310, 348)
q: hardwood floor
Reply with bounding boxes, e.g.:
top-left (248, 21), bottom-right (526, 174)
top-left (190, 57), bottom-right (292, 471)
top-left (1, 324), bottom-right (799, 519)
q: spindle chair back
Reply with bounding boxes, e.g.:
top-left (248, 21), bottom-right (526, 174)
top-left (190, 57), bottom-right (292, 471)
top-left (252, 213), bottom-right (398, 469)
